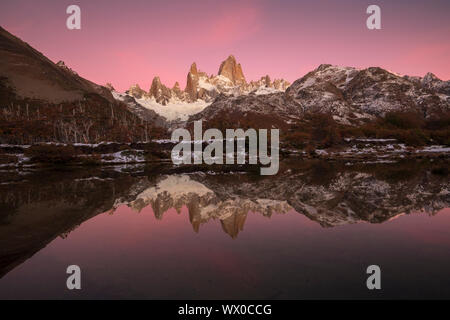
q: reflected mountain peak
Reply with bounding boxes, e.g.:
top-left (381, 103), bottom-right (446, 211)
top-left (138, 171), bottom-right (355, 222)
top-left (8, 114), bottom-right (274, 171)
top-left (116, 174), bottom-right (293, 237)
top-left (0, 160), bottom-right (449, 279)
top-left (127, 175), bottom-right (216, 215)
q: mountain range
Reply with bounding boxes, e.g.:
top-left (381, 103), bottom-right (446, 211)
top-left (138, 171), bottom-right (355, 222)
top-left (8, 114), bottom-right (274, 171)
top-left (1, 26), bottom-right (449, 143)
top-left (187, 64), bottom-right (450, 130)
top-left (111, 52), bottom-right (450, 130)
top-left (124, 55), bottom-right (290, 105)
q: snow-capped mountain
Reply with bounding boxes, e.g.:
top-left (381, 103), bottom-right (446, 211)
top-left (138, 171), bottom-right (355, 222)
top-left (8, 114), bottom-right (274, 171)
top-left (189, 64), bottom-right (450, 127)
top-left (405, 72), bottom-right (450, 96)
top-left (112, 59), bottom-right (449, 128)
top-left (111, 55), bottom-right (290, 122)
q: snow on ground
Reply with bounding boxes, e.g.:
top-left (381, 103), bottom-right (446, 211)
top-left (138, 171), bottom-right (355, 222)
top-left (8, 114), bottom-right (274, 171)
top-left (299, 76), bottom-right (316, 90)
top-left (0, 154), bottom-right (31, 168)
top-left (344, 138), bottom-right (398, 143)
top-left (135, 97), bottom-right (211, 121)
top-left (315, 149), bottom-right (328, 156)
top-left (1, 142), bottom-right (123, 148)
top-left (386, 69), bottom-right (403, 77)
top-left (113, 84), bottom-right (284, 121)
top-left (254, 86), bottom-right (283, 95)
top-left (0, 144), bottom-right (31, 148)
top-left (198, 78), bottom-right (217, 91)
top-left (112, 91), bottom-right (128, 101)
top-left (101, 151), bottom-right (145, 164)
top-left (73, 142), bottom-right (116, 147)
top-left (133, 175), bottom-right (214, 205)
top-left (113, 91), bottom-right (210, 121)
top-left (418, 146), bottom-right (450, 153)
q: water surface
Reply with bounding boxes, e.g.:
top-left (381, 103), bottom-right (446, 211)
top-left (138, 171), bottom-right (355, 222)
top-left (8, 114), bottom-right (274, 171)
top-left (0, 160), bottom-right (449, 299)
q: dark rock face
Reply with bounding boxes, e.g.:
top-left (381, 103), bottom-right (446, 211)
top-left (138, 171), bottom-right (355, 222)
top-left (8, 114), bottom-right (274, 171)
top-left (421, 72), bottom-right (450, 95)
top-left (120, 95), bottom-right (167, 127)
top-left (185, 63), bottom-right (199, 102)
top-left (172, 81), bottom-right (184, 100)
top-left (149, 76), bottom-right (172, 105)
top-left (128, 83), bottom-right (146, 99)
top-left (188, 91), bottom-right (299, 130)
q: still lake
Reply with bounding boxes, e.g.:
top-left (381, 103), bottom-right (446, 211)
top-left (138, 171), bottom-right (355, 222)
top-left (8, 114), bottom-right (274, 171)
top-left (0, 159), bottom-right (449, 299)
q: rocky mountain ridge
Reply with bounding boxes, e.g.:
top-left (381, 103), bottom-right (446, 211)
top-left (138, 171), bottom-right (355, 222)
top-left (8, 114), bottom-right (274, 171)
top-left (113, 58), bottom-right (449, 127)
top-left (189, 64), bottom-right (450, 128)
top-left (121, 55), bottom-right (290, 106)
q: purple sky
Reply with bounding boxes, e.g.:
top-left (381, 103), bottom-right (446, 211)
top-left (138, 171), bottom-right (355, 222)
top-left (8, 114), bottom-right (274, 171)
top-left (1, 0), bottom-right (449, 91)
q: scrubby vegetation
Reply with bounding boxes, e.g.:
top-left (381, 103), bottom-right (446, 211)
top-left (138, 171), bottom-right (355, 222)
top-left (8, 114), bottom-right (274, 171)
top-left (284, 111), bottom-right (450, 148)
top-left (0, 86), bottom-right (167, 144)
top-left (0, 153), bottom-right (17, 164)
top-left (24, 145), bottom-right (79, 164)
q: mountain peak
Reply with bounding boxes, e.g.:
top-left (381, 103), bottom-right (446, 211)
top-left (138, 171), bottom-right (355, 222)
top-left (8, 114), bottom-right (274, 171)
top-left (128, 83), bottom-right (146, 98)
top-left (56, 60), bottom-right (78, 75)
top-left (105, 82), bottom-right (115, 91)
top-left (189, 63), bottom-right (198, 76)
top-left (56, 60), bottom-right (67, 68)
top-left (149, 76), bottom-right (172, 105)
top-left (316, 64), bottom-right (334, 72)
top-left (218, 54), bottom-right (246, 85)
top-left (225, 55), bottom-right (236, 62)
top-left (124, 54), bottom-right (289, 108)
top-left (424, 72), bottom-right (439, 82)
top-left (151, 76), bottom-right (162, 86)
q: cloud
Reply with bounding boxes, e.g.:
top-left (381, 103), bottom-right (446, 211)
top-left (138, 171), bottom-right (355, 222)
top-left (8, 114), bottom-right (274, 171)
top-left (203, 2), bottom-right (263, 46)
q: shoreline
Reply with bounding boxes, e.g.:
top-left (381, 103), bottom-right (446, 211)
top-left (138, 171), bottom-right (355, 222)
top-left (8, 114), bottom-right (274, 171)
top-left (1, 139), bottom-right (449, 170)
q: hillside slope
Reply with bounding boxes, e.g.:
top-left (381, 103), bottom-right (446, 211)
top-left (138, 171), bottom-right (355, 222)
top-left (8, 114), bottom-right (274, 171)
top-left (0, 27), bottom-right (166, 144)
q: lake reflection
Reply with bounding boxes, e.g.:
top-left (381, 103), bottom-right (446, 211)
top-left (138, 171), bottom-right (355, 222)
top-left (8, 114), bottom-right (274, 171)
top-left (0, 160), bottom-right (449, 299)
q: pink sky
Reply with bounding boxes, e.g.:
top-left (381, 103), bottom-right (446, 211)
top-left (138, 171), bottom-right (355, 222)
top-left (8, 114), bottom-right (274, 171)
top-left (1, 0), bottom-right (449, 91)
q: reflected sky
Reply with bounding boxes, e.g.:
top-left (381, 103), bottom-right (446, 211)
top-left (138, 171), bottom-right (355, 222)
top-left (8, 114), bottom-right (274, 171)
top-left (0, 203), bottom-right (449, 299)
top-left (0, 160), bottom-right (449, 299)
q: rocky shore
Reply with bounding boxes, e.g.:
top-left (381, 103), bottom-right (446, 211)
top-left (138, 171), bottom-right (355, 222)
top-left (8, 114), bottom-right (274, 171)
top-left (0, 138), bottom-right (449, 171)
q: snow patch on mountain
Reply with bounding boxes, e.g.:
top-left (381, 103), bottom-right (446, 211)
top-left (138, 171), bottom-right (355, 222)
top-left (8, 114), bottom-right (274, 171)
top-left (134, 97), bottom-right (210, 121)
top-left (112, 90), bottom-right (210, 121)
